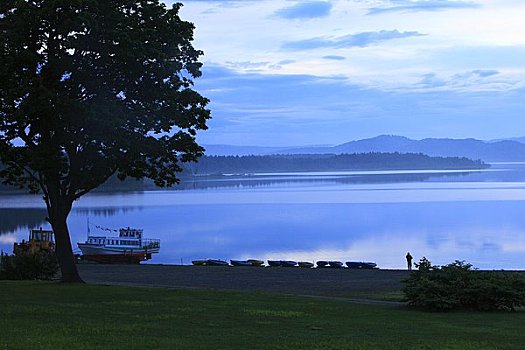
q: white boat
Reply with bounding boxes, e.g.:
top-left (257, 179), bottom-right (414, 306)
top-left (77, 227), bottom-right (160, 264)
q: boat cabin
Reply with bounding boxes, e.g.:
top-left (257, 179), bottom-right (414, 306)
top-left (84, 227), bottom-right (160, 249)
top-left (119, 227), bottom-right (142, 239)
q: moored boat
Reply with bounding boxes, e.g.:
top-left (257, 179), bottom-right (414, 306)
top-left (77, 227), bottom-right (160, 264)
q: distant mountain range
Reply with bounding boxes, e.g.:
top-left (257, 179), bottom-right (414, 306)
top-left (204, 135), bottom-right (525, 161)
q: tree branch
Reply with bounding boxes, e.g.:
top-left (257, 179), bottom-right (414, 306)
top-left (71, 166), bottom-right (118, 201)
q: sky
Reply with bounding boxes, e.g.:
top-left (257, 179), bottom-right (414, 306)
top-left (167, 0), bottom-right (525, 146)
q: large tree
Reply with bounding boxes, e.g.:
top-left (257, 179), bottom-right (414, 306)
top-left (0, 0), bottom-right (210, 282)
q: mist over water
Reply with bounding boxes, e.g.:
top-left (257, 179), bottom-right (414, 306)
top-left (1, 164), bottom-right (525, 269)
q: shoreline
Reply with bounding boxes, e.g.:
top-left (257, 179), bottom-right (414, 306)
top-left (78, 264), bottom-right (411, 298)
top-left (77, 264), bottom-right (525, 299)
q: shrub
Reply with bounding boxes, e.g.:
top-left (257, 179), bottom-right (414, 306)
top-left (402, 258), bottom-right (525, 311)
top-left (0, 250), bottom-right (58, 280)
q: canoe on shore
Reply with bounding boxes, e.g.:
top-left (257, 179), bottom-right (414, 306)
top-left (280, 260), bottom-right (297, 267)
top-left (267, 260), bottom-right (297, 267)
top-left (346, 261), bottom-right (378, 269)
top-left (316, 261), bottom-right (329, 268)
top-left (206, 259), bottom-right (229, 266)
top-left (329, 261), bottom-right (344, 268)
top-left (298, 261), bottom-right (314, 268)
top-left (230, 260), bottom-right (252, 267)
top-left (267, 260), bottom-right (281, 267)
top-left (247, 259), bottom-right (264, 267)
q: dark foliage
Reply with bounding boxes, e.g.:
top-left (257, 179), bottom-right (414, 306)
top-left (0, 250), bottom-right (58, 280)
top-left (403, 258), bottom-right (525, 311)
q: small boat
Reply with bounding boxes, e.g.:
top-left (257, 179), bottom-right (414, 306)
top-left (298, 261), bottom-right (314, 268)
top-left (279, 260), bottom-right (297, 267)
top-left (192, 260), bottom-right (206, 266)
top-left (205, 259), bottom-right (229, 266)
top-left (346, 261), bottom-right (378, 269)
top-left (230, 260), bottom-right (252, 267)
top-left (77, 227), bottom-right (160, 264)
top-left (267, 260), bottom-right (282, 267)
top-left (247, 259), bottom-right (264, 267)
top-left (316, 260), bottom-right (329, 268)
top-left (329, 261), bottom-right (344, 268)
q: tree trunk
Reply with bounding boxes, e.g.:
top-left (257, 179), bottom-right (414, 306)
top-left (49, 205), bottom-right (84, 283)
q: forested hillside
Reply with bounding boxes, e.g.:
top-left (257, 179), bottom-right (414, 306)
top-left (184, 152), bottom-right (488, 175)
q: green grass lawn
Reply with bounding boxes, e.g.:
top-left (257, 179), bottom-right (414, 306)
top-left (1, 281), bottom-right (523, 350)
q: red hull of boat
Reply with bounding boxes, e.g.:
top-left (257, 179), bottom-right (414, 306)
top-left (80, 252), bottom-right (152, 264)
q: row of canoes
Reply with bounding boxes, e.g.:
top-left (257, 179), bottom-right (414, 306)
top-left (192, 259), bottom-right (264, 267)
top-left (191, 259), bottom-right (377, 269)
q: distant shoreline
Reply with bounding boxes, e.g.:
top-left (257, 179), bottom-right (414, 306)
top-left (183, 153), bottom-right (489, 177)
top-left (1, 152), bottom-right (489, 193)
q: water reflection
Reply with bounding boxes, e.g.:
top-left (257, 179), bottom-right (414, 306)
top-left (1, 165), bottom-right (525, 269)
top-left (0, 208), bottom-right (48, 233)
top-left (75, 207), bottom-right (141, 217)
top-left (175, 170), bottom-right (477, 191)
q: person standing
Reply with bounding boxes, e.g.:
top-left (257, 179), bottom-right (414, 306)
top-left (406, 252), bottom-right (413, 270)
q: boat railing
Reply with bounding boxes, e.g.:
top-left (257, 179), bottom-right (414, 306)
top-left (141, 239), bottom-right (160, 249)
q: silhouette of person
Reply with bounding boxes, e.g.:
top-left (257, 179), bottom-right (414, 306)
top-left (406, 252), bottom-right (413, 270)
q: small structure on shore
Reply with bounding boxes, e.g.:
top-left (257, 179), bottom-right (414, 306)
top-left (13, 228), bottom-right (55, 255)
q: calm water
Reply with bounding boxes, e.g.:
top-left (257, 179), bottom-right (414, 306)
top-left (1, 163), bottom-right (525, 269)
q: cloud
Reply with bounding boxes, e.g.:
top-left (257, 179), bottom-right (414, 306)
top-left (368, 0), bottom-right (480, 15)
top-left (322, 55), bottom-right (346, 60)
top-left (471, 69), bottom-right (500, 78)
top-left (282, 30), bottom-right (425, 50)
top-left (416, 70), bottom-right (503, 90)
top-left (447, 70), bottom-right (500, 83)
top-left (432, 46), bottom-right (525, 69)
top-left (450, 69), bottom-right (501, 85)
top-left (194, 65), bottom-right (525, 146)
top-left (274, 1), bottom-right (332, 19)
top-left (418, 73), bottom-right (447, 88)
top-left (225, 61), bottom-right (270, 70)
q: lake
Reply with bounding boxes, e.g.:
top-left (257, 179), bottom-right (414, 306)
top-left (1, 163), bottom-right (525, 269)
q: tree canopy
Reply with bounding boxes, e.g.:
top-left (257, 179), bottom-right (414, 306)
top-left (0, 0), bottom-right (211, 282)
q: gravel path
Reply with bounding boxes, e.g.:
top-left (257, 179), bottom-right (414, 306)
top-left (78, 264), bottom-right (410, 302)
